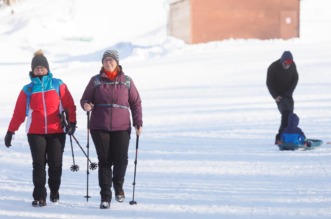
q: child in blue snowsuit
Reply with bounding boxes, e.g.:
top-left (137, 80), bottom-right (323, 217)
top-left (281, 113), bottom-right (306, 145)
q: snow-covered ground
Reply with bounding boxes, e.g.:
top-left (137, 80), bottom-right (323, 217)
top-left (0, 0), bottom-right (331, 218)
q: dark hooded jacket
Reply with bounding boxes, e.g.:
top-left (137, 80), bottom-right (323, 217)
top-left (266, 54), bottom-right (299, 99)
top-left (281, 113), bottom-right (306, 144)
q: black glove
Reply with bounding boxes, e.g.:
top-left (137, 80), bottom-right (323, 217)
top-left (66, 122), bottom-right (76, 135)
top-left (4, 131), bottom-right (14, 147)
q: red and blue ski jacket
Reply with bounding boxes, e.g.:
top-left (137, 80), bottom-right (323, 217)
top-left (8, 72), bottom-right (76, 134)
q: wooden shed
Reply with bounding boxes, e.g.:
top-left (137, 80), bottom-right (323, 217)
top-left (168, 0), bottom-right (300, 44)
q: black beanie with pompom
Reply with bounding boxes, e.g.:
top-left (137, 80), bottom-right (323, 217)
top-left (31, 49), bottom-right (49, 71)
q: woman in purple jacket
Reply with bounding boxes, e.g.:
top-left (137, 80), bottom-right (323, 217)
top-left (80, 49), bottom-right (143, 209)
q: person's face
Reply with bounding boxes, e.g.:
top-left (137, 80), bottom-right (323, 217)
top-left (282, 60), bottom-right (292, 70)
top-left (103, 57), bottom-right (117, 72)
top-left (33, 66), bottom-right (48, 76)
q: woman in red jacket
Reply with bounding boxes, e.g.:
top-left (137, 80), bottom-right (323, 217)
top-left (4, 50), bottom-right (77, 207)
top-left (81, 49), bottom-right (143, 209)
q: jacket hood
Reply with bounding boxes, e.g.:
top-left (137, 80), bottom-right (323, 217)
top-left (287, 113), bottom-right (299, 127)
top-left (280, 51), bottom-right (293, 64)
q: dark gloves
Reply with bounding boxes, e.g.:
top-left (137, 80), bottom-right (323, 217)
top-left (4, 131), bottom-right (14, 147)
top-left (66, 122), bottom-right (76, 135)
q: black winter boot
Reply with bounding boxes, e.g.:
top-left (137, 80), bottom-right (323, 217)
top-left (100, 196), bottom-right (111, 209)
top-left (50, 191), bottom-right (59, 203)
top-left (275, 133), bottom-right (281, 145)
top-left (100, 201), bottom-right (110, 209)
top-left (113, 182), bottom-right (125, 203)
top-left (32, 199), bottom-right (46, 207)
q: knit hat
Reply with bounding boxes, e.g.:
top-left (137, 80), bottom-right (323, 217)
top-left (280, 51), bottom-right (293, 65)
top-left (102, 50), bottom-right (119, 64)
top-left (31, 49), bottom-right (49, 71)
top-left (288, 113), bottom-right (299, 127)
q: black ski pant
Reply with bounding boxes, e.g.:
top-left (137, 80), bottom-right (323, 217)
top-left (27, 133), bottom-right (66, 201)
top-left (90, 129), bottom-right (130, 202)
top-left (276, 96), bottom-right (294, 136)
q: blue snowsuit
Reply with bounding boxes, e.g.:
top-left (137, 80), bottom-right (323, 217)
top-left (281, 113), bottom-right (306, 145)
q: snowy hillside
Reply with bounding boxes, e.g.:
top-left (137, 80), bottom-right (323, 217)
top-left (0, 0), bottom-right (331, 218)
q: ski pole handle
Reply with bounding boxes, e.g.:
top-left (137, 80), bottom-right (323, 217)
top-left (136, 134), bottom-right (139, 149)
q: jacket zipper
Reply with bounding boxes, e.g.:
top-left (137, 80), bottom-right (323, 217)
top-left (41, 83), bottom-right (48, 134)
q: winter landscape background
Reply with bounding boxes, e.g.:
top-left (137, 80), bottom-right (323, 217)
top-left (0, 0), bottom-right (331, 218)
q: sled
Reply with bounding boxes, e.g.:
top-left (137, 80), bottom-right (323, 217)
top-left (277, 139), bottom-right (323, 151)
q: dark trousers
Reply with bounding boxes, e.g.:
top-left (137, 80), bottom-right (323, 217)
top-left (276, 96), bottom-right (294, 135)
top-left (27, 133), bottom-right (66, 201)
top-left (90, 129), bottom-right (130, 202)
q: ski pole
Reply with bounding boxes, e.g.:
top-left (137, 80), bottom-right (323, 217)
top-left (69, 135), bottom-right (79, 172)
top-left (84, 111), bottom-right (91, 202)
top-left (61, 111), bottom-right (97, 169)
top-left (130, 134), bottom-right (139, 205)
top-left (70, 134), bottom-right (97, 170)
top-left (59, 110), bottom-right (80, 172)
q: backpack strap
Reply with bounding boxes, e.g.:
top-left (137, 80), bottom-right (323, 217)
top-left (52, 78), bottom-right (60, 95)
top-left (93, 74), bottom-right (131, 110)
top-left (25, 82), bottom-right (34, 116)
top-left (125, 75), bottom-right (131, 91)
top-left (94, 74), bottom-right (131, 90)
top-left (52, 78), bottom-right (63, 112)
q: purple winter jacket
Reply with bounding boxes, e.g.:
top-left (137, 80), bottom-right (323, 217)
top-left (80, 68), bottom-right (142, 132)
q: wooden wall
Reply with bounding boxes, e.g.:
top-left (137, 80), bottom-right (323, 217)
top-left (168, 0), bottom-right (300, 44)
